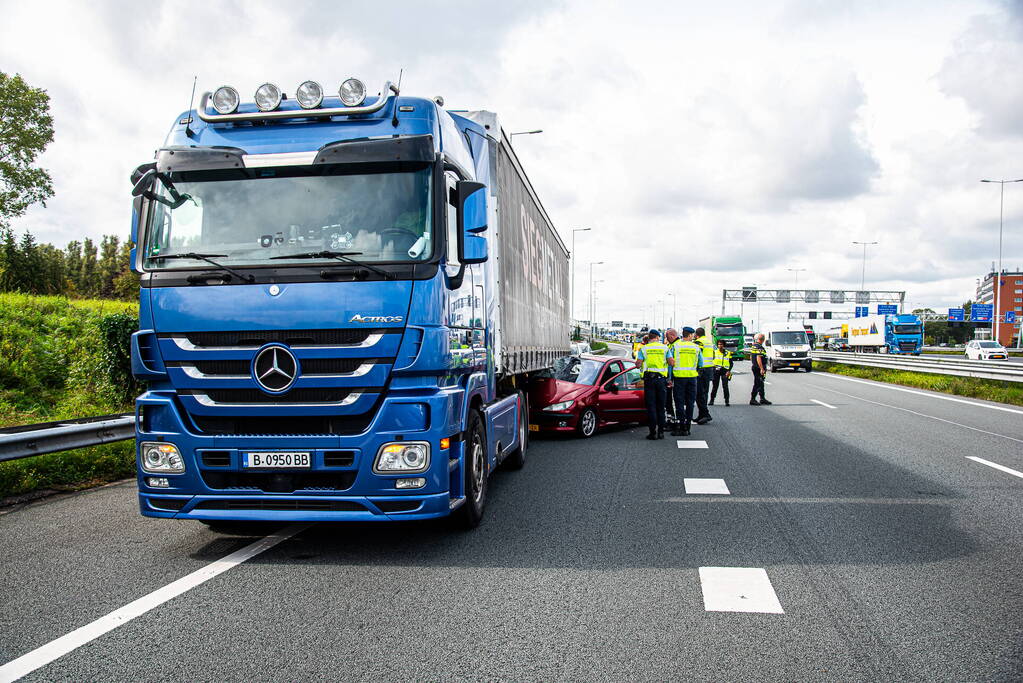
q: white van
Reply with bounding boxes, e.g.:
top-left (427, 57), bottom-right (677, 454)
top-left (761, 324), bottom-right (813, 372)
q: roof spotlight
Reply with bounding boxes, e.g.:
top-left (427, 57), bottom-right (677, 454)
top-left (254, 83), bottom-right (283, 112)
top-left (295, 80), bottom-right (324, 109)
top-left (211, 86), bottom-right (240, 114)
top-left (339, 78), bottom-right (367, 107)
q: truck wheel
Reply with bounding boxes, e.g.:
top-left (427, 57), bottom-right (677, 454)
top-left (452, 410), bottom-right (487, 529)
top-left (503, 391), bottom-right (528, 470)
top-left (577, 408), bottom-right (598, 438)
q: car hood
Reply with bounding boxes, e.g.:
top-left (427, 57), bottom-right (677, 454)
top-left (529, 378), bottom-right (594, 407)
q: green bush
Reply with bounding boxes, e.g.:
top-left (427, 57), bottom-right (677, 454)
top-left (0, 293), bottom-right (140, 498)
top-left (590, 341), bottom-right (608, 352)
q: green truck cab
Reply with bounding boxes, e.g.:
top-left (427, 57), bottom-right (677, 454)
top-left (699, 315), bottom-right (747, 361)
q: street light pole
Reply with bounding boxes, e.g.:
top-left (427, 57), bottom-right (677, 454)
top-left (570, 228), bottom-right (591, 331)
top-left (589, 261), bottom-right (603, 339)
top-left (852, 241), bottom-right (878, 291)
top-left (981, 178), bottom-right (1023, 346)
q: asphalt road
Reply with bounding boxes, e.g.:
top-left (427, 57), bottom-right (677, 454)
top-left (2, 366), bottom-right (1023, 681)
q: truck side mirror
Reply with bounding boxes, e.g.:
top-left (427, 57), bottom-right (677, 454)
top-left (456, 180), bottom-right (488, 264)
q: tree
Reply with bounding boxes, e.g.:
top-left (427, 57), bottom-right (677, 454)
top-left (64, 240), bottom-right (82, 293)
top-left (98, 235), bottom-right (120, 297)
top-left (79, 237), bottom-right (99, 297)
top-left (0, 73), bottom-right (54, 229)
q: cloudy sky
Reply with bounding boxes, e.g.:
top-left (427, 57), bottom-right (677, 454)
top-left (3, 0), bottom-right (1022, 329)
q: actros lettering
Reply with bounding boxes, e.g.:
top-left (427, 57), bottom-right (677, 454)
top-left (350, 314), bottom-right (404, 323)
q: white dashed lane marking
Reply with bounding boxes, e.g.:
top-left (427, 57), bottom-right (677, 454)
top-left (676, 440), bottom-right (709, 449)
top-left (810, 399), bottom-right (837, 409)
top-left (699, 567), bottom-right (784, 613)
top-left (684, 478), bottom-right (730, 495)
top-left (967, 456), bottom-right (1023, 480)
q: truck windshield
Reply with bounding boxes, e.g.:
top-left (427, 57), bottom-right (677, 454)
top-left (893, 324), bottom-right (922, 334)
top-left (715, 323), bottom-right (744, 336)
top-left (143, 167), bottom-right (433, 268)
top-left (770, 331), bottom-right (808, 345)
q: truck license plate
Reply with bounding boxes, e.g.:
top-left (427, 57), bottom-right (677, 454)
top-left (243, 452), bottom-right (311, 469)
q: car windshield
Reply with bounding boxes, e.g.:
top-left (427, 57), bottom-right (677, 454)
top-left (978, 341), bottom-right (1002, 348)
top-left (771, 331), bottom-right (808, 345)
top-left (548, 356), bottom-right (604, 385)
top-left (715, 323), bottom-right (744, 336)
top-left (143, 167), bottom-right (433, 268)
top-left (894, 324), bottom-right (922, 334)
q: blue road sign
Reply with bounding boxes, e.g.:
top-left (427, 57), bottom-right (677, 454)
top-left (855, 306), bottom-right (869, 317)
top-left (877, 304), bottom-right (898, 315)
top-left (1006, 311), bottom-right (1017, 324)
top-left (948, 308), bottom-right (965, 322)
top-left (971, 304), bottom-right (993, 322)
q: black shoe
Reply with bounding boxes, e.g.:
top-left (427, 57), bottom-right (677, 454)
top-left (657, 430), bottom-right (665, 439)
top-left (760, 399), bottom-right (773, 405)
top-left (725, 401), bottom-right (730, 406)
top-left (695, 416), bottom-right (710, 425)
top-left (709, 400), bottom-right (715, 405)
top-left (671, 429), bottom-right (681, 436)
top-left (646, 433), bottom-right (658, 440)
top-left (682, 427), bottom-right (691, 436)
top-left (750, 399), bottom-right (760, 405)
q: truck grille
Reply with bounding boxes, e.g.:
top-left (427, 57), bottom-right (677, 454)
top-left (898, 342), bottom-right (916, 352)
top-left (200, 470), bottom-right (357, 492)
top-left (186, 358), bottom-right (371, 376)
top-left (165, 328), bottom-right (386, 348)
top-left (190, 414), bottom-right (374, 436)
top-left (187, 388), bottom-right (376, 405)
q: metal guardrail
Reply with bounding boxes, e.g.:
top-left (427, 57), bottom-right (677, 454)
top-left (813, 352), bottom-right (1023, 383)
top-left (0, 413), bottom-right (136, 463)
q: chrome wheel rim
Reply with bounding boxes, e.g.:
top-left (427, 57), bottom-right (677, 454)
top-left (581, 410), bottom-right (596, 436)
top-left (470, 434), bottom-right (485, 503)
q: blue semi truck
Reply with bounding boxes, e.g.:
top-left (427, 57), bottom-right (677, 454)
top-left (847, 313), bottom-right (924, 354)
top-left (128, 78), bottom-right (569, 528)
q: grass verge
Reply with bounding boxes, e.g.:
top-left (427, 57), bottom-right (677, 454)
top-left (814, 361), bottom-right (1023, 407)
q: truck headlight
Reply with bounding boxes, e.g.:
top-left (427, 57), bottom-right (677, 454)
top-left (254, 82), bottom-right (283, 111)
top-left (374, 442), bottom-right (430, 473)
top-left (543, 400), bottom-right (574, 412)
top-left (140, 442), bottom-right (185, 473)
top-left (211, 86), bottom-right (239, 114)
top-left (295, 80), bottom-right (323, 109)
top-left (339, 78), bottom-right (366, 107)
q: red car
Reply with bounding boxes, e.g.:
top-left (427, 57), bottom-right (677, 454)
top-left (528, 354), bottom-right (647, 437)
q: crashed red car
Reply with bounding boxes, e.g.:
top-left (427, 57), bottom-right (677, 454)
top-left (528, 354), bottom-right (647, 437)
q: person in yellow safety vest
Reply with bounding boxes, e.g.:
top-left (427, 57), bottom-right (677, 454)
top-left (693, 326), bottom-right (716, 424)
top-left (709, 338), bottom-right (734, 407)
top-left (632, 333), bottom-right (650, 359)
top-left (634, 328), bottom-right (668, 440)
top-left (668, 326), bottom-right (702, 436)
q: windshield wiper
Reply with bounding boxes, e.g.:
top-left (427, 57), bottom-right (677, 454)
top-left (148, 252), bottom-right (255, 283)
top-left (269, 250), bottom-right (392, 280)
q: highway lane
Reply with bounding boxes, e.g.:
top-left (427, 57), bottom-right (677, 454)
top-left (2, 368), bottom-right (1022, 680)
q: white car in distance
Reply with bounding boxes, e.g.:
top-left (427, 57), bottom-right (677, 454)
top-left (965, 340), bottom-right (1008, 360)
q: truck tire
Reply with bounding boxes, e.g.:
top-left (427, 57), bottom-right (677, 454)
top-left (452, 410), bottom-right (487, 529)
top-left (503, 391), bottom-right (528, 470)
top-left (577, 408), bottom-right (598, 438)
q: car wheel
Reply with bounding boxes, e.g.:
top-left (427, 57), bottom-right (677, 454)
top-left (805, 363), bottom-right (813, 372)
top-left (577, 408), bottom-right (598, 438)
top-left (452, 410), bottom-right (487, 529)
top-left (503, 391), bottom-right (527, 470)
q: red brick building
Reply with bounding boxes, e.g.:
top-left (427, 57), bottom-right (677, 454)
top-left (975, 270), bottom-right (1023, 346)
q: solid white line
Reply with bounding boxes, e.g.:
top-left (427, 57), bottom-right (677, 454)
top-left (967, 456), bottom-right (1023, 480)
top-left (811, 384), bottom-right (1023, 446)
top-left (0, 523), bottom-right (308, 683)
top-left (676, 440), bottom-right (709, 449)
top-left (810, 399), bottom-right (837, 409)
top-left (684, 478), bottom-right (730, 495)
top-left (816, 372), bottom-right (1023, 416)
top-left (699, 567), bottom-right (784, 614)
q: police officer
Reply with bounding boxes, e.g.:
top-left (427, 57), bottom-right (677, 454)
top-left (694, 327), bottom-right (715, 424)
top-left (709, 338), bottom-right (733, 406)
top-left (748, 333), bottom-right (773, 406)
top-left (663, 328), bottom-right (679, 425)
top-left (668, 326), bottom-right (702, 436)
top-left (635, 328), bottom-right (668, 440)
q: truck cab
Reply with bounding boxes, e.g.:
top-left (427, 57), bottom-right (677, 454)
top-left (886, 314), bottom-right (923, 355)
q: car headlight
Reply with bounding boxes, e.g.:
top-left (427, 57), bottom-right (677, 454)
top-left (211, 86), bottom-right (240, 114)
top-left (254, 82), bottom-right (283, 112)
top-left (295, 80), bottom-right (323, 109)
top-left (339, 78), bottom-right (366, 107)
top-left (374, 442), bottom-right (430, 473)
top-left (543, 400), bottom-right (575, 412)
top-left (140, 442), bottom-right (185, 473)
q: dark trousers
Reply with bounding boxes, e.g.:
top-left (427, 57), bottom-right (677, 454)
top-left (751, 371), bottom-right (766, 402)
top-left (696, 367), bottom-right (713, 418)
top-left (711, 368), bottom-right (730, 403)
top-left (672, 376), bottom-right (697, 428)
top-left (644, 373), bottom-right (667, 434)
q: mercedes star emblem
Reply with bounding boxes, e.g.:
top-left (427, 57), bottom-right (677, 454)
top-left (252, 345), bottom-right (298, 393)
